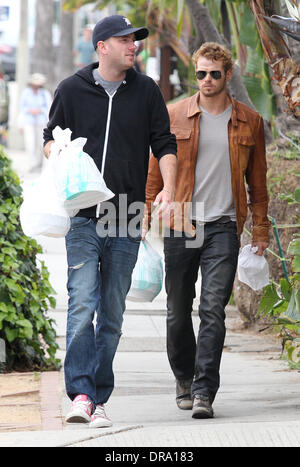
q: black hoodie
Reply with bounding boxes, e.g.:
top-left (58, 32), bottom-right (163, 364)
top-left (44, 63), bottom-right (177, 219)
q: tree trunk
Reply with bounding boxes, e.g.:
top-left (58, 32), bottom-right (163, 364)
top-left (249, 0), bottom-right (300, 119)
top-left (268, 1), bottom-right (300, 133)
top-left (16, 0), bottom-right (29, 99)
top-left (160, 45), bottom-right (174, 102)
top-left (56, 4), bottom-right (75, 83)
top-left (221, 0), bottom-right (232, 48)
top-left (32, 0), bottom-right (55, 93)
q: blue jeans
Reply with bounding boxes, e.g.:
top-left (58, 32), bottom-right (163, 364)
top-left (64, 217), bottom-right (141, 405)
top-left (164, 220), bottom-right (239, 403)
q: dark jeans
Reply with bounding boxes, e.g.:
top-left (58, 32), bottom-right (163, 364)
top-left (164, 220), bottom-right (239, 403)
top-left (64, 217), bottom-right (141, 405)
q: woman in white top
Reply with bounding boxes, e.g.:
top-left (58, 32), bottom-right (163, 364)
top-left (19, 73), bottom-right (51, 172)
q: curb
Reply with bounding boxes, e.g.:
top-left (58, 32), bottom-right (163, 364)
top-left (40, 372), bottom-right (64, 431)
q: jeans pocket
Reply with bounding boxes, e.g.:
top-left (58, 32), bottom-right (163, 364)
top-left (223, 221), bottom-right (238, 234)
top-left (164, 235), bottom-right (189, 255)
top-left (214, 220), bottom-right (237, 231)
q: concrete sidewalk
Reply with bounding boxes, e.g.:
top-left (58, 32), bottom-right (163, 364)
top-left (1, 148), bottom-right (300, 447)
top-left (1, 301), bottom-right (300, 447)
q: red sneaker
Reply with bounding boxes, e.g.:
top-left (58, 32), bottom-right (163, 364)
top-left (89, 404), bottom-right (113, 428)
top-left (65, 394), bottom-right (93, 423)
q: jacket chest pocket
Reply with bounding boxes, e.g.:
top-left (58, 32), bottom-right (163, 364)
top-left (172, 127), bottom-right (192, 166)
top-left (237, 135), bottom-right (255, 172)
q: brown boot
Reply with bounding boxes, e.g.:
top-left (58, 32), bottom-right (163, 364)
top-left (192, 394), bottom-right (214, 419)
top-left (176, 379), bottom-right (193, 410)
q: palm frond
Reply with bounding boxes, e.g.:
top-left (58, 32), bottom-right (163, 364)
top-left (285, 0), bottom-right (300, 22)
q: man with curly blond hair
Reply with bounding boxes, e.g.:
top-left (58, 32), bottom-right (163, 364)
top-left (144, 42), bottom-right (269, 419)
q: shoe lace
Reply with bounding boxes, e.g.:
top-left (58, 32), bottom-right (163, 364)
top-left (73, 399), bottom-right (91, 410)
top-left (93, 404), bottom-right (106, 417)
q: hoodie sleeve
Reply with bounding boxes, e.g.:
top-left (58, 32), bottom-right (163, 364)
top-left (43, 88), bottom-right (66, 145)
top-left (149, 83), bottom-right (177, 161)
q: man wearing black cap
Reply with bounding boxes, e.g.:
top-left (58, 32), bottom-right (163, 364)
top-left (43, 15), bottom-right (177, 429)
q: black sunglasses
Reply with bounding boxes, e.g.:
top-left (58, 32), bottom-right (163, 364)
top-left (196, 70), bottom-right (222, 80)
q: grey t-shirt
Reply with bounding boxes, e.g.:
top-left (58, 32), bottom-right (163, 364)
top-left (92, 69), bottom-right (123, 96)
top-left (191, 104), bottom-right (236, 222)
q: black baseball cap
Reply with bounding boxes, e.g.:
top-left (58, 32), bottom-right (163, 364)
top-left (92, 15), bottom-right (149, 50)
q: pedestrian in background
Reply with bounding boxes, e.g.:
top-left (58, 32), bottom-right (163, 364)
top-left (19, 73), bottom-right (51, 173)
top-left (74, 25), bottom-right (96, 69)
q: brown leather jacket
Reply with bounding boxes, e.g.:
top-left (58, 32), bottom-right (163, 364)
top-left (145, 92), bottom-right (270, 243)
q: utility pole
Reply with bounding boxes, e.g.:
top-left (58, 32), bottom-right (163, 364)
top-left (8, 0), bottom-right (29, 150)
top-left (16, 0), bottom-right (29, 101)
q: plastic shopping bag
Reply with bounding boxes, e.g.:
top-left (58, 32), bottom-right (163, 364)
top-left (127, 240), bottom-right (163, 302)
top-left (20, 164), bottom-right (70, 238)
top-left (51, 126), bottom-right (114, 210)
top-left (237, 244), bottom-right (269, 291)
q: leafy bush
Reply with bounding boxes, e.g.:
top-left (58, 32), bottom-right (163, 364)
top-left (0, 146), bottom-right (60, 371)
top-left (259, 188), bottom-right (300, 367)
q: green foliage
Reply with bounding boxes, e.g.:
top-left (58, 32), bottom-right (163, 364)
top-left (226, 1), bottom-right (275, 121)
top-left (63, 0), bottom-right (275, 121)
top-left (62, 0), bottom-right (95, 11)
top-left (266, 134), bottom-right (300, 199)
top-left (270, 132), bottom-right (300, 162)
top-left (0, 147), bottom-right (60, 371)
top-left (259, 188), bottom-right (300, 368)
top-left (63, 0), bottom-right (179, 28)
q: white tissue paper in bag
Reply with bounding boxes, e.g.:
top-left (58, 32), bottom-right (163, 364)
top-left (237, 244), bottom-right (269, 291)
top-left (51, 126), bottom-right (114, 210)
top-left (127, 240), bottom-right (163, 302)
top-left (20, 164), bottom-right (70, 238)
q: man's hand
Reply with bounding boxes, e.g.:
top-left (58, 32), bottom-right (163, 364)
top-left (141, 188), bottom-right (174, 241)
top-left (153, 188), bottom-right (174, 219)
top-left (142, 153), bottom-right (177, 241)
top-left (252, 241), bottom-right (268, 256)
top-left (44, 140), bottom-right (54, 159)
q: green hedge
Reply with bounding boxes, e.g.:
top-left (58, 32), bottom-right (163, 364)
top-left (0, 146), bottom-right (60, 371)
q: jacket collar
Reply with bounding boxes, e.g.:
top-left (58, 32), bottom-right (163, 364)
top-left (187, 91), bottom-right (248, 126)
top-left (187, 92), bottom-right (201, 118)
top-left (76, 63), bottom-right (137, 85)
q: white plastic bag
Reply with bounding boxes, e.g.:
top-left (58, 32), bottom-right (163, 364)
top-left (20, 165), bottom-right (70, 238)
top-left (51, 126), bottom-right (114, 210)
top-left (237, 244), bottom-right (269, 291)
top-left (127, 240), bottom-right (163, 302)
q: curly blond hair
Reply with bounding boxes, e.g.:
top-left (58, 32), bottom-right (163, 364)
top-left (192, 42), bottom-right (234, 73)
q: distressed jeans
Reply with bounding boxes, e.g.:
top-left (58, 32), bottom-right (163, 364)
top-left (64, 217), bottom-right (140, 405)
top-left (164, 220), bottom-right (239, 403)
